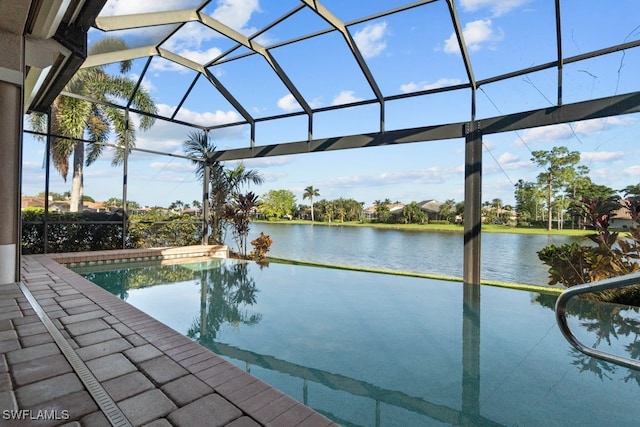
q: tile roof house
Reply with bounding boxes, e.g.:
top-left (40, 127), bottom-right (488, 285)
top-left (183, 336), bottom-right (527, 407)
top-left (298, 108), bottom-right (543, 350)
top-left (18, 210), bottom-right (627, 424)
top-left (363, 202), bottom-right (405, 221)
top-left (418, 200), bottom-right (443, 220)
top-left (611, 200), bottom-right (635, 229)
top-left (21, 196), bottom-right (107, 213)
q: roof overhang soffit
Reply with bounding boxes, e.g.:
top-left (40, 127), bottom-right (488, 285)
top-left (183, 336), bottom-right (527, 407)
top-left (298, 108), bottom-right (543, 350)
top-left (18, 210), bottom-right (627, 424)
top-left (25, 0), bottom-right (106, 112)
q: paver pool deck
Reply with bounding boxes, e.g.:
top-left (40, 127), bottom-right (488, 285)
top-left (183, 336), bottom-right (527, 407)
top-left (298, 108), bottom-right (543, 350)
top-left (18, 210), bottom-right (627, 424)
top-left (1, 248), bottom-right (337, 426)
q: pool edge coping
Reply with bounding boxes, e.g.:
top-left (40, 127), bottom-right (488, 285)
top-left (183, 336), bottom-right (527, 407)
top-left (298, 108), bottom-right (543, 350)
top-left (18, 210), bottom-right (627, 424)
top-left (20, 247), bottom-right (338, 426)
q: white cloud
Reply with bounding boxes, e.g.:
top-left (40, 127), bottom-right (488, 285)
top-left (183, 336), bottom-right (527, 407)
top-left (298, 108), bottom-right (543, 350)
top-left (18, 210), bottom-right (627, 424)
top-left (517, 124), bottom-right (571, 145)
top-left (516, 117), bottom-right (635, 146)
top-left (622, 165), bottom-right (640, 177)
top-left (163, 22), bottom-right (217, 52)
top-left (179, 46), bottom-right (224, 65)
top-left (151, 21), bottom-right (226, 72)
top-left (144, 0), bottom-right (260, 72)
top-left (459, 0), bottom-right (533, 17)
top-left (129, 73), bottom-right (155, 93)
top-left (149, 57), bottom-right (187, 73)
top-left (574, 116), bottom-right (634, 133)
top-left (132, 103), bottom-right (245, 154)
top-left (172, 105), bottom-right (242, 127)
top-left (255, 170), bottom-right (287, 184)
top-left (99, 0), bottom-right (196, 16)
top-left (211, 0), bottom-right (260, 34)
top-left (580, 151), bottom-right (625, 162)
top-left (498, 152), bottom-right (519, 164)
top-left (277, 94), bottom-right (301, 112)
top-left (482, 140), bottom-right (496, 151)
top-left (444, 19), bottom-right (503, 54)
top-left (354, 22), bottom-right (388, 59)
top-left (332, 91), bottom-right (363, 106)
top-left (400, 78), bottom-right (463, 93)
top-left (325, 166), bottom-right (463, 188)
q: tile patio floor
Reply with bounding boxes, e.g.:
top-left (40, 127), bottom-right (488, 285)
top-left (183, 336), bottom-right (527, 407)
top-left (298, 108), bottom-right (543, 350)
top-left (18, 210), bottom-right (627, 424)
top-left (1, 249), bottom-right (337, 426)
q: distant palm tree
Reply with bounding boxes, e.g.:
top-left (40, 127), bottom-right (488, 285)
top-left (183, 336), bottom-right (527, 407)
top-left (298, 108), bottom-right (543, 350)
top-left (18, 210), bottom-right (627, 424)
top-left (303, 186), bottom-right (320, 222)
top-left (183, 130), bottom-right (263, 244)
top-left (29, 37), bottom-right (157, 212)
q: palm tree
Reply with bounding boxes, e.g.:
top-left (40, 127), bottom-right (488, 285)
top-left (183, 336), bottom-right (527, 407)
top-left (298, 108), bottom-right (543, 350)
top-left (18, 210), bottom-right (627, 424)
top-left (183, 130), bottom-right (263, 244)
top-left (439, 199), bottom-right (456, 223)
top-left (29, 37), bottom-right (157, 212)
top-left (303, 186), bottom-right (320, 222)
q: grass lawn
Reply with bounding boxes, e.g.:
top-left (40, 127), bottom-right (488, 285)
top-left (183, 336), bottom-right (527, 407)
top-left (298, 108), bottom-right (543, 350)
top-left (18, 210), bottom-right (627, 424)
top-left (253, 219), bottom-right (595, 237)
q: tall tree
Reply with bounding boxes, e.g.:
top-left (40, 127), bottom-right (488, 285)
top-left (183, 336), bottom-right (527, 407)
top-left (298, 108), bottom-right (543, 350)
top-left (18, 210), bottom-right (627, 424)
top-left (621, 184), bottom-right (640, 199)
top-left (373, 199), bottom-right (392, 223)
top-left (303, 186), bottom-right (320, 222)
top-left (29, 37), bottom-right (157, 212)
top-left (401, 201), bottom-right (427, 224)
top-left (531, 146), bottom-right (581, 231)
top-left (183, 130), bottom-right (263, 244)
top-left (260, 190), bottom-right (296, 219)
top-left (224, 192), bottom-right (259, 257)
top-left (514, 179), bottom-right (541, 223)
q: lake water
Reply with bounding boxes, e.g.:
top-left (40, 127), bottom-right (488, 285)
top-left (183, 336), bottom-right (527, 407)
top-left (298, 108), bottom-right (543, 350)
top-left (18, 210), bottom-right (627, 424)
top-left (240, 223), bottom-right (582, 285)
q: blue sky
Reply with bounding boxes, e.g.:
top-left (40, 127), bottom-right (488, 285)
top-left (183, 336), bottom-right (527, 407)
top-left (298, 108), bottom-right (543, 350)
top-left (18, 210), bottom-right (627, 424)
top-left (21, 0), bottom-right (640, 208)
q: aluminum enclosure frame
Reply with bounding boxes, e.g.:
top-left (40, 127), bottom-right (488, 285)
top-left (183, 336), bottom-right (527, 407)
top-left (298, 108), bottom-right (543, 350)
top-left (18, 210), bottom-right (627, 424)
top-left (29, 0), bottom-right (640, 284)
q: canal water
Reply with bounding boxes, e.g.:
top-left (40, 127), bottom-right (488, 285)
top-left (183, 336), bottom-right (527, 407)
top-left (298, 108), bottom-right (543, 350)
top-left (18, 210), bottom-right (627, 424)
top-left (240, 223), bottom-right (583, 285)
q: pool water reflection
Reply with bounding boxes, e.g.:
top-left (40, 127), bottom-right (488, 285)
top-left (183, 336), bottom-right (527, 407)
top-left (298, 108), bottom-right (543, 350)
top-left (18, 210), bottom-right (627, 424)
top-left (75, 259), bottom-right (640, 426)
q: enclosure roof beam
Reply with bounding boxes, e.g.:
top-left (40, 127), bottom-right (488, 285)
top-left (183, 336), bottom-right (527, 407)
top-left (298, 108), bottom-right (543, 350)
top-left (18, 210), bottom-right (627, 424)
top-left (81, 45), bottom-right (158, 69)
top-left (301, 0), bottom-right (384, 107)
top-left (199, 12), bottom-right (312, 116)
top-left (94, 9), bottom-right (198, 31)
top-left (209, 90), bottom-right (640, 162)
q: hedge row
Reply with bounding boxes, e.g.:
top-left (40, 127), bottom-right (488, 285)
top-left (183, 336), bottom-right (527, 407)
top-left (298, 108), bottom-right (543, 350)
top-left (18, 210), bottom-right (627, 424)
top-left (21, 209), bottom-right (202, 254)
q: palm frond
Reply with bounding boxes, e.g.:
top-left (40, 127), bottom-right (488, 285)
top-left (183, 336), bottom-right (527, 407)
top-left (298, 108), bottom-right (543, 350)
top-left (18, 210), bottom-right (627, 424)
top-left (183, 130), bottom-right (217, 182)
top-left (88, 37), bottom-right (133, 74)
top-left (85, 107), bottom-right (110, 165)
top-left (28, 112), bottom-right (47, 139)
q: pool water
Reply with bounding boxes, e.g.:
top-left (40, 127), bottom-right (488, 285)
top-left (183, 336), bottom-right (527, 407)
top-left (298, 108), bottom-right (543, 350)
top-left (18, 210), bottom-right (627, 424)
top-left (75, 259), bottom-right (640, 426)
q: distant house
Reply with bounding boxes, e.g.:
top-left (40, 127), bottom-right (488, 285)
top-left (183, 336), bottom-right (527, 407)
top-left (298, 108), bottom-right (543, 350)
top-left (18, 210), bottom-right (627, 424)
top-left (21, 195), bottom-right (108, 213)
top-left (388, 203), bottom-right (405, 219)
top-left (363, 202), bottom-right (405, 221)
top-left (611, 200), bottom-right (634, 229)
top-left (418, 200), bottom-right (443, 220)
top-left (21, 195), bottom-right (45, 209)
top-left (363, 205), bottom-right (376, 221)
top-left (52, 201), bottom-right (70, 212)
top-left (365, 200), bottom-right (446, 221)
top-left (84, 201), bottom-right (107, 212)
top-left (20, 195), bottom-right (67, 212)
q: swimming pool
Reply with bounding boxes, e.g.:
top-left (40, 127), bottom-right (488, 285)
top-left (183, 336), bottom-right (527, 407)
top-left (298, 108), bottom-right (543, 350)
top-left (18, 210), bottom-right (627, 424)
top-left (75, 258), bottom-right (640, 426)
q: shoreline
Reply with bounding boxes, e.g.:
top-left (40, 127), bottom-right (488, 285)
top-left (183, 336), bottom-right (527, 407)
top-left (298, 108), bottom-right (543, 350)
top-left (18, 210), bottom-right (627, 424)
top-left (252, 219), bottom-right (595, 237)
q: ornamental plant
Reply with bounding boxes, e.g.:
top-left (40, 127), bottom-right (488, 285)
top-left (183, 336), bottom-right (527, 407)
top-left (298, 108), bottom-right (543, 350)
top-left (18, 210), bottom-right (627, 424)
top-left (249, 232), bottom-right (273, 262)
top-left (538, 197), bottom-right (640, 305)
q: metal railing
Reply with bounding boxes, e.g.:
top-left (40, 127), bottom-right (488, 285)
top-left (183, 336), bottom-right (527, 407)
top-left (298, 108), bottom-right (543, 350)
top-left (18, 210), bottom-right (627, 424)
top-left (555, 271), bottom-right (640, 370)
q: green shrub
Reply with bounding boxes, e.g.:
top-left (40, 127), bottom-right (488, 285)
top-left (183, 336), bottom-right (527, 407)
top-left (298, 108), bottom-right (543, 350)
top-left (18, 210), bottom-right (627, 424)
top-left (22, 209), bottom-right (127, 254)
top-left (129, 212), bottom-right (201, 248)
top-left (21, 209), bottom-right (202, 254)
top-left (538, 197), bottom-right (640, 305)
